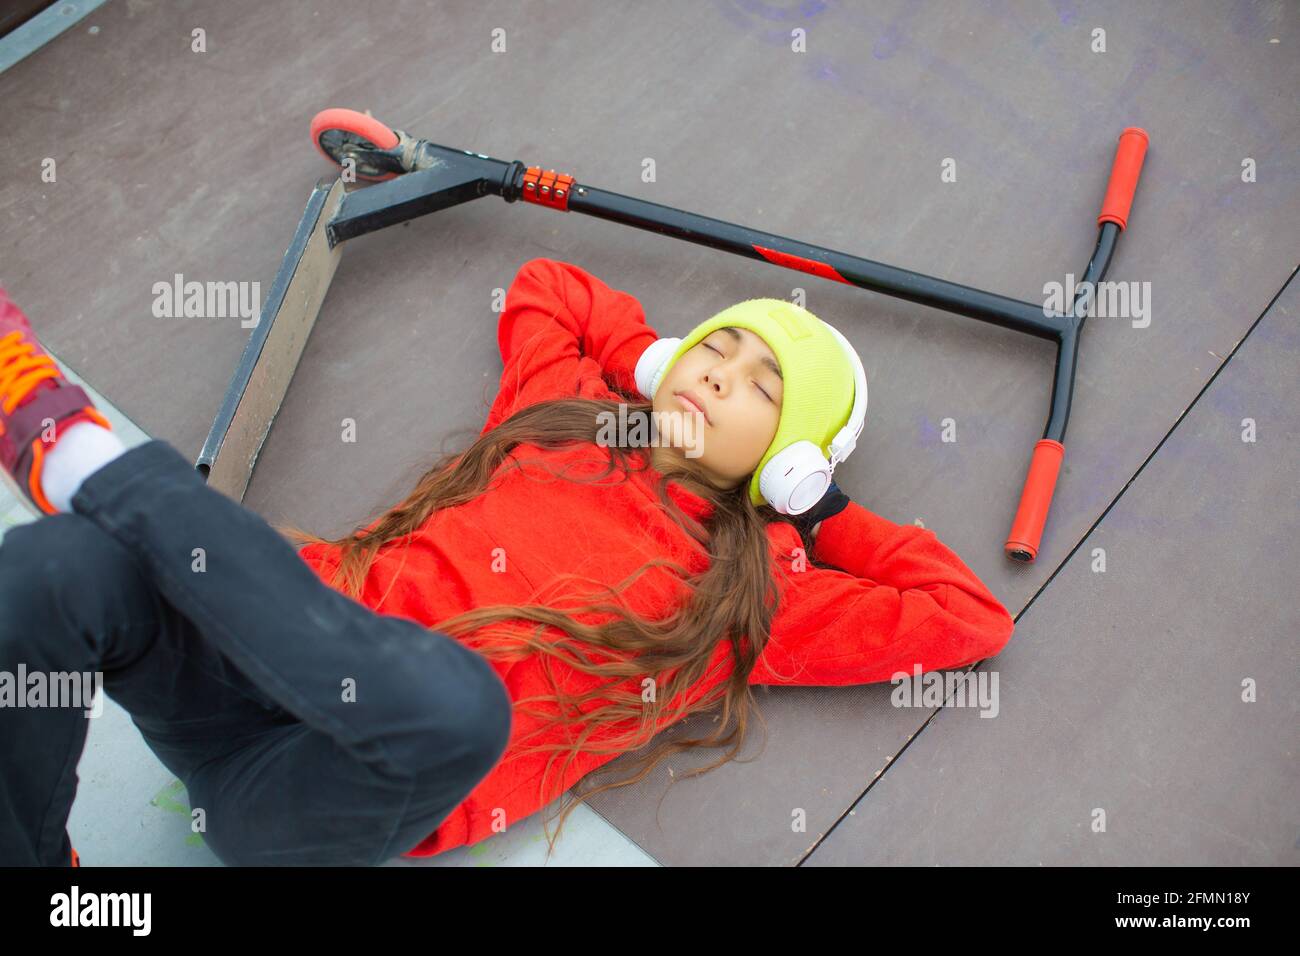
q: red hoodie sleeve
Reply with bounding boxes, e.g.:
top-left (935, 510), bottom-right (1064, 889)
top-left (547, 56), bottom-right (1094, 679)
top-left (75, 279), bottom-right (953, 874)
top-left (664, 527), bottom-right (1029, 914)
top-left (750, 503), bottom-right (1015, 687)
top-left (481, 258), bottom-right (660, 435)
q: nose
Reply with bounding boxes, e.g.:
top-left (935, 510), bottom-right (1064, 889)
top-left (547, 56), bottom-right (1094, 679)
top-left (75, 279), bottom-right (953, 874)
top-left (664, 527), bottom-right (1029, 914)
top-left (703, 369), bottom-right (729, 396)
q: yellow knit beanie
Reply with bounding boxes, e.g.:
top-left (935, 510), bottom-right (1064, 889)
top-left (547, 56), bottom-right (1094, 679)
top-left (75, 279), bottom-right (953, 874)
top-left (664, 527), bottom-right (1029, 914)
top-left (661, 298), bottom-right (856, 508)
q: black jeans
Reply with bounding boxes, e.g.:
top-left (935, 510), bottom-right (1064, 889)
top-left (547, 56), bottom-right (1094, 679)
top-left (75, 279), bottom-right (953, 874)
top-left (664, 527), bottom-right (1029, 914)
top-left (0, 439), bottom-right (513, 866)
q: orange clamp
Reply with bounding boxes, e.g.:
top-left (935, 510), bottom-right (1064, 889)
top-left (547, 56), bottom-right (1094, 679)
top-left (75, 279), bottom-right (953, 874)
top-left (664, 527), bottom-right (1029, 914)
top-left (521, 166), bottom-right (576, 211)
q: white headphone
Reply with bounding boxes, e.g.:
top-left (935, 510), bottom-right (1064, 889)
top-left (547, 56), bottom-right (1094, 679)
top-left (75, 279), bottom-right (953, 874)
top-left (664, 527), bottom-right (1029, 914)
top-left (634, 323), bottom-right (868, 516)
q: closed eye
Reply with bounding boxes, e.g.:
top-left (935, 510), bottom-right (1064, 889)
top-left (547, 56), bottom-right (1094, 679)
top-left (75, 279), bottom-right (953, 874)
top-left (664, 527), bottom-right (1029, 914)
top-left (702, 342), bottom-right (774, 402)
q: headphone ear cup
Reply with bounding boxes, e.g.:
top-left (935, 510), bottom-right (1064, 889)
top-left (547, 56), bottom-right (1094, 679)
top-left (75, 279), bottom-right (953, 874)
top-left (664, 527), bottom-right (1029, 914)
top-left (758, 442), bottom-right (832, 515)
top-left (634, 337), bottom-right (683, 399)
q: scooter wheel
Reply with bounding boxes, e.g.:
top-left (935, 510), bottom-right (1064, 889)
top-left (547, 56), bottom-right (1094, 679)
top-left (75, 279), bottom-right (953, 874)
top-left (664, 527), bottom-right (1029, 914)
top-left (309, 108), bottom-right (402, 181)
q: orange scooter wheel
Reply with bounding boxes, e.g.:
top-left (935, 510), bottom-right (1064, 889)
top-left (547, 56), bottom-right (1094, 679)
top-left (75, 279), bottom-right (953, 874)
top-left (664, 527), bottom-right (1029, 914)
top-left (309, 108), bottom-right (402, 181)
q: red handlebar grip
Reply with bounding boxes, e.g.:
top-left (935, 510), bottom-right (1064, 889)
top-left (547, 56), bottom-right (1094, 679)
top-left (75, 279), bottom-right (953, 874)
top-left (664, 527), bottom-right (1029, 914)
top-left (1004, 439), bottom-right (1065, 563)
top-left (1097, 127), bottom-right (1149, 230)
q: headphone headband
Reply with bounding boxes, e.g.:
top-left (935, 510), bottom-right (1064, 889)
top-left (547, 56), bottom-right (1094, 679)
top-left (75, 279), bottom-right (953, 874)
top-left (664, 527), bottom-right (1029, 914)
top-left (822, 322), bottom-right (868, 469)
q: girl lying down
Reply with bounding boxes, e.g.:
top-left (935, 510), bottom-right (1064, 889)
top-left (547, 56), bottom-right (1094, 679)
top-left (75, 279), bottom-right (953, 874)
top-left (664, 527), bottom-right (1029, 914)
top-left (0, 260), bottom-right (1012, 866)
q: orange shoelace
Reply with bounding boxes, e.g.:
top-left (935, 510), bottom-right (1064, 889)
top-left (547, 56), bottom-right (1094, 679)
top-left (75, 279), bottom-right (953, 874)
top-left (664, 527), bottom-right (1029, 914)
top-left (0, 329), bottom-right (61, 416)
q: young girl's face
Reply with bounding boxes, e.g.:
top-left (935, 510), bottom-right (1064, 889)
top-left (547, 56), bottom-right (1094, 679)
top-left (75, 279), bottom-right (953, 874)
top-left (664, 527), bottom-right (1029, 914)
top-left (651, 326), bottom-right (784, 489)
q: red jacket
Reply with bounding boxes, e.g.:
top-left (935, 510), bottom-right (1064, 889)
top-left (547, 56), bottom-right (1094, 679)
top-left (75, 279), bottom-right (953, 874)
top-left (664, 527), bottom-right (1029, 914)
top-left (296, 257), bottom-right (1015, 857)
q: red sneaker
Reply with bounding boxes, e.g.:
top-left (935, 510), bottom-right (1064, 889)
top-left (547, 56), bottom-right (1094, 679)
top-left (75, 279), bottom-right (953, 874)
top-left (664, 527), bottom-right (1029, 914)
top-left (0, 285), bottom-right (113, 516)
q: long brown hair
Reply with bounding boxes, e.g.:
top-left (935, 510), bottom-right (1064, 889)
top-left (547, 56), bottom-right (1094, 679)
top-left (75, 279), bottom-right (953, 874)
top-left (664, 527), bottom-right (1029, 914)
top-left (276, 384), bottom-right (827, 860)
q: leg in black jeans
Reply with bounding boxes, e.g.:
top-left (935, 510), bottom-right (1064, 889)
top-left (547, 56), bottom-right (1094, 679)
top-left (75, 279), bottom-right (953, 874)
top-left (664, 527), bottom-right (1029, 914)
top-left (0, 439), bottom-right (513, 866)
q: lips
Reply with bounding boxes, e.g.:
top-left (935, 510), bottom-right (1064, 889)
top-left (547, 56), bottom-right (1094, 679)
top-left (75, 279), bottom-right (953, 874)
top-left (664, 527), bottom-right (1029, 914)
top-left (675, 390), bottom-right (711, 424)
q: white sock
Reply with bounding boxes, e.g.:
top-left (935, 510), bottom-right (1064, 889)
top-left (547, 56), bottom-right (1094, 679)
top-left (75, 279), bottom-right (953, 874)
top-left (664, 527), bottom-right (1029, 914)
top-left (40, 420), bottom-right (128, 512)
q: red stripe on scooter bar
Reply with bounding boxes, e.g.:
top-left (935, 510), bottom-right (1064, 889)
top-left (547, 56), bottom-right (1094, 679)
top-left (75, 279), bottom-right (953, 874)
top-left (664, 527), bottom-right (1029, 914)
top-left (752, 244), bottom-right (852, 284)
